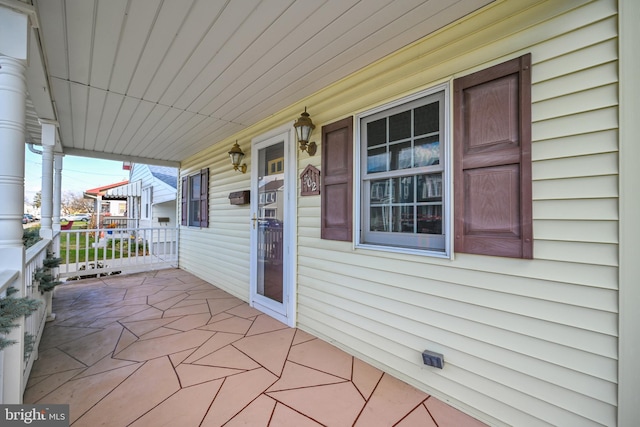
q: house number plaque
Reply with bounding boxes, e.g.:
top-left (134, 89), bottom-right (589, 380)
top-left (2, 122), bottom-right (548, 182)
top-left (300, 164), bottom-right (320, 196)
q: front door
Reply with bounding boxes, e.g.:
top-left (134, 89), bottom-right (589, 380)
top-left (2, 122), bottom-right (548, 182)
top-left (250, 128), bottom-right (295, 326)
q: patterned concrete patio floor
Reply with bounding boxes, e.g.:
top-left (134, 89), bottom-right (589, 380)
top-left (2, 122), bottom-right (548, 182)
top-left (25, 269), bottom-right (486, 427)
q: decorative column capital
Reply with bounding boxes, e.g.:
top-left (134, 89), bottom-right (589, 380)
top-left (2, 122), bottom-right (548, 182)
top-left (40, 120), bottom-right (59, 147)
top-left (0, 5), bottom-right (30, 60)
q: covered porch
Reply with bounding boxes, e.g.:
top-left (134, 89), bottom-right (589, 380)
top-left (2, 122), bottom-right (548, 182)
top-left (24, 268), bottom-right (482, 427)
top-left (0, 0), bottom-right (494, 410)
top-left (3, 0), bottom-right (639, 425)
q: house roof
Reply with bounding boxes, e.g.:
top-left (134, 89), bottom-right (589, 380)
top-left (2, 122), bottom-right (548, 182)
top-left (104, 181), bottom-right (142, 199)
top-left (263, 179), bottom-right (284, 192)
top-left (149, 165), bottom-right (178, 190)
top-left (23, 0), bottom-right (493, 166)
top-left (84, 181), bottom-right (129, 197)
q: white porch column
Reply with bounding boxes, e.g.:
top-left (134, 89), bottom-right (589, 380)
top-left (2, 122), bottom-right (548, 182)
top-left (0, 5), bottom-right (29, 404)
top-left (53, 155), bottom-right (63, 233)
top-left (39, 122), bottom-right (56, 240)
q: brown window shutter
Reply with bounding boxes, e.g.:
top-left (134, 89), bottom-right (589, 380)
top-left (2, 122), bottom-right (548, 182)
top-left (181, 176), bottom-right (188, 226)
top-left (200, 168), bottom-right (209, 228)
top-left (321, 116), bottom-right (353, 241)
top-left (453, 54), bottom-right (532, 258)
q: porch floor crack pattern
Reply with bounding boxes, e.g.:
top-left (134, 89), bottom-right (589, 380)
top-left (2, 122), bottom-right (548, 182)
top-left (25, 269), bottom-right (486, 427)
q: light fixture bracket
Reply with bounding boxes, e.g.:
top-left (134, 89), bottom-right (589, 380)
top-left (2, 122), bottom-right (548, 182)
top-left (233, 163), bottom-right (247, 174)
top-left (301, 141), bottom-right (317, 156)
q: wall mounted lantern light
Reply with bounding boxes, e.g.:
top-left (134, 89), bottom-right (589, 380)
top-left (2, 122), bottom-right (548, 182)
top-left (228, 141), bottom-right (247, 173)
top-left (293, 107), bottom-right (317, 156)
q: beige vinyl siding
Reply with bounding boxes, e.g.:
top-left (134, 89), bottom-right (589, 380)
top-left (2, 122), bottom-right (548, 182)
top-left (294, 1), bottom-right (619, 426)
top-left (180, 142), bottom-right (252, 301)
top-left (179, 0), bottom-right (620, 425)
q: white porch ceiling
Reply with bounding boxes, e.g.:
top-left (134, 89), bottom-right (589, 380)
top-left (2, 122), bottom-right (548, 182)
top-left (23, 0), bottom-right (492, 166)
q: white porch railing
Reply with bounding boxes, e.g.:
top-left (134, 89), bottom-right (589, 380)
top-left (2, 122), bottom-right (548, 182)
top-left (58, 226), bottom-right (179, 279)
top-left (0, 238), bottom-right (52, 402)
top-left (23, 240), bottom-right (51, 390)
top-left (0, 269), bottom-right (20, 403)
top-left (102, 217), bottom-right (139, 229)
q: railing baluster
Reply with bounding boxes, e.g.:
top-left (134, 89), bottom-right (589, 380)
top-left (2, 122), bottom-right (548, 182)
top-left (74, 230), bottom-right (80, 273)
top-left (21, 240), bottom-right (53, 393)
top-left (63, 232), bottom-right (70, 275)
top-left (58, 225), bottom-right (178, 279)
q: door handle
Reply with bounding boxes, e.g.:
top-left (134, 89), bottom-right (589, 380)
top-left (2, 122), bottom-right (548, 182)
top-left (251, 214), bottom-right (257, 229)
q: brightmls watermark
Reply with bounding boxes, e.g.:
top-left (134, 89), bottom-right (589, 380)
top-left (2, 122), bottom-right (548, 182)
top-left (1, 405), bottom-right (69, 426)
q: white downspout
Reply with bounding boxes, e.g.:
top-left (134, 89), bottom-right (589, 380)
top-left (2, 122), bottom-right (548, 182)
top-left (39, 121), bottom-right (56, 240)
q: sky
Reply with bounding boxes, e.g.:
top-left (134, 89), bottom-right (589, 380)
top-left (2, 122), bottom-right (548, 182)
top-left (24, 146), bottom-right (129, 204)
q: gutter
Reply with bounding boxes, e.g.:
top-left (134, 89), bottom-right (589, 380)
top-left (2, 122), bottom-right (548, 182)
top-left (28, 143), bottom-right (42, 155)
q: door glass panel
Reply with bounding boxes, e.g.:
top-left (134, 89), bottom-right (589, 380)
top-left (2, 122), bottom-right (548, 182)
top-left (256, 142), bottom-right (285, 303)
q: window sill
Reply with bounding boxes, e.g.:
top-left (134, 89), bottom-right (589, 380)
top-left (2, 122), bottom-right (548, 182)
top-left (355, 242), bottom-right (451, 260)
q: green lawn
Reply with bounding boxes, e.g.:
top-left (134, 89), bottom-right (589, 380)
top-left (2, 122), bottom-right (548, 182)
top-left (60, 220), bottom-right (88, 229)
top-left (59, 229), bottom-right (144, 262)
top-left (24, 224), bottom-right (147, 262)
top-left (60, 232), bottom-right (116, 261)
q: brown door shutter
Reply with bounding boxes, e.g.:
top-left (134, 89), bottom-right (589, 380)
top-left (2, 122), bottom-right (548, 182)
top-left (321, 116), bottom-right (353, 241)
top-left (181, 176), bottom-right (188, 226)
top-left (453, 54), bottom-right (532, 258)
top-left (199, 168), bottom-right (209, 228)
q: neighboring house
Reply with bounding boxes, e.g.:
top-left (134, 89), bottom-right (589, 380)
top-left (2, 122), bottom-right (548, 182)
top-left (126, 163), bottom-right (178, 229)
top-left (127, 164), bottom-right (178, 255)
top-left (97, 164), bottom-right (177, 229)
top-left (258, 178), bottom-right (284, 222)
top-left (83, 181), bottom-right (129, 222)
top-left (100, 164), bottom-right (177, 253)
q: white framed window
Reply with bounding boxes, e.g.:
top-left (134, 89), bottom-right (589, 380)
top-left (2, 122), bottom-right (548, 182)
top-left (141, 187), bottom-right (152, 220)
top-left (259, 191), bottom-right (277, 205)
top-left (356, 84), bottom-right (450, 256)
top-left (180, 168), bottom-right (209, 228)
top-left (189, 175), bottom-right (202, 226)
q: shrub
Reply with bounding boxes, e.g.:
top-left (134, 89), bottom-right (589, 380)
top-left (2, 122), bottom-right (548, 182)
top-left (0, 287), bottom-right (41, 351)
top-left (23, 227), bottom-right (41, 249)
